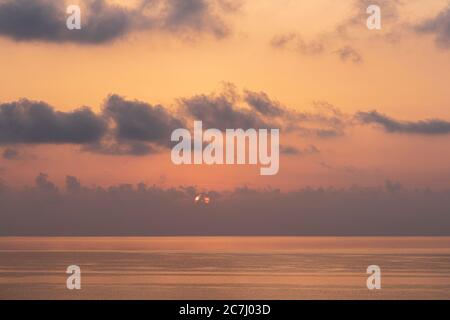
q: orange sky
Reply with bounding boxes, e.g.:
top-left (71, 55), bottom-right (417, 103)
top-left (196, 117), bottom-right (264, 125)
top-left (1, 0), bottom-right (450, 190)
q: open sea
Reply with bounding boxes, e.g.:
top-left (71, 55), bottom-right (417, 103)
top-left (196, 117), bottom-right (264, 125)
top-left (0, 237), bottom-right (449, 299)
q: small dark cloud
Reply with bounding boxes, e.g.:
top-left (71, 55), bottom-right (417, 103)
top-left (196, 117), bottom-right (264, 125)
top-left (356, 110), bottom-right (450, 135)
top-left (161, 0), bottom-right (232, 39)
top-left (334, 46), bottom-right (363, 64)
top-left (280, 145), bottom-right (298, 155)
top-left (65, 175), bottom-right (83, 192)
top-left (35, 173), bottom-right (58, 193)
top-left (415, 5), bottom-right (450, 49)
top-left (270, 33), bottom-right (325, 55)
top-left (0, 99), bottom-right (107, 144)
top-left (280, 145), bottom-right (320, 156)
top-left (2, 147), bottom-right (19, 160)
top-left (385, 179), bottom-right (403, 193)
top-left (318, 161), bottom-right (333, 169)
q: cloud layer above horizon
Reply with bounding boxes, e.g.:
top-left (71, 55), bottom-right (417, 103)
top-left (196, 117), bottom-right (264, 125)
top-left (1, 173), bottom-right (449, 235)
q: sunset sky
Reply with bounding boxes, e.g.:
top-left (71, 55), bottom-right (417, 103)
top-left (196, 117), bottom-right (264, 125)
top-left (1, 0), bottom-right (450, 190)
top-left (1, 0), bottom-right (450, 235)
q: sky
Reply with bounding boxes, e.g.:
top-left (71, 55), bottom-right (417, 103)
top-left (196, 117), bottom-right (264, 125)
top-left (0, 0), bottom-right (450, 235)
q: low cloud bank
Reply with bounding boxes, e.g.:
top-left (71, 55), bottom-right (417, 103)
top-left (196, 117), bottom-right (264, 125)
top-left (1, 175), bottom-right (449, 236)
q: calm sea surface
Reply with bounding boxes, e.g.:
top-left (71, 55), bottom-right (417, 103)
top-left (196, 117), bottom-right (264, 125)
top-left (0, 237), bottom-right (449, 299)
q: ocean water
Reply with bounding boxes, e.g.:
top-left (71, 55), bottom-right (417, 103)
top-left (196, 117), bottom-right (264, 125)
top-left (0, 237), bottom-right (449, 300)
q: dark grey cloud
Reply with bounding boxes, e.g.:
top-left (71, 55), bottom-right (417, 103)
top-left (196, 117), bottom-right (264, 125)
top-left (104, 94), bottom-right (184, 145)
top-left (0, 0), bottom-right (237, 44)
top-left (415, 5), bottom-right (450, 49)
top-left (0, 0), bottom-right (137, 44)
top-left (83, 94), bottom-right (185, 156)
top-left (356, 110), bottom-right (450, 135)
top-left (334, 46), bottom-right (363, 64)
top-left (1, 174), bottom-right (449, 235)
top-left (160, 0), bottom-right (233, 38)
top-left (280, 144), bottom-right (320, 156)
top-left (0, 99), bottom-right (107, 144)
top-left (180, 92), bottom-right (271, 130)
top-left (279, 145), bottom-right (299, 155)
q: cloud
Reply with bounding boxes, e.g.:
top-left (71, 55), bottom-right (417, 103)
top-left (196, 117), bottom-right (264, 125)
top-left (270, 34), bottom-right (363, 64)
top-left (415, 5), bottom-right (450, 49)
top-left (10, 87), bottom-right (450, 158)
top-left (290, 101), bottom-right (348, 137)
top-left (0, 99), bottom-right (107, 144)
top-left (2, 147), bottom-right (19, 160)
top-left (334, 46), bottom-right (363, 63)
top-left (65, 175), bottom-right (82, 192)
top-left (243, 90), bottom-right (286, 117)
top-left (270, 33), bottom-right (325, 55)
top-left (83, 94), bottom-right (185, 156)
top-left (0, 87), bottom-right (351, 157)
top-left (35, 172), bottom-right (58, 192)
top-left (159, 0), bottom-right (233, 39)
top-left (0, 0), bottom-right (238, 44)
top-left (356, 110), bottom-right (450, 135)
top-left (280, 145), bottom-right (320, 156)
top-left (1, 174), bottom-right (449, 235)
top-left (385, 179), bottom-right (403, 193)
top-left (0, 0), bottom-right (136, 44)
top-left (270, 0), bottom-right (407, 62)
top-left (180, 91), bottom-right (271, 130)
top-left (104, 94), bottom-right (184, 145)
top-left (181, 88), bottom-right (349, 138)
top-left (83, 140), bottom-right (156, 156)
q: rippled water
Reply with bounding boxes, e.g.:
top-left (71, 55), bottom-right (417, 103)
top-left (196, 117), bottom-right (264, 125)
top-left (0, 237), bottom-right (449, 299)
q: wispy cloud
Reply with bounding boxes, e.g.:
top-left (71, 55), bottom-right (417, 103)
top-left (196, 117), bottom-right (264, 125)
top-left (415, 4), bottom-right (450, 49)
top-left (356, 110), bottom-right (450, 135)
